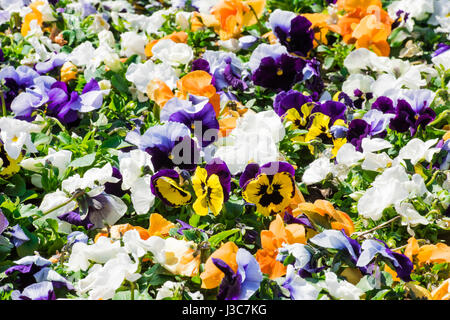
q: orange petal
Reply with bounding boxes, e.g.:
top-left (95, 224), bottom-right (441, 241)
top-left (148, 213), bottom-right (176, 237)
top-left (200, 241), bottom-right (239, 289)
top-left (146, 79), bottom-right (174, 107)
top-left (255, 248), bottom-right (286, 279)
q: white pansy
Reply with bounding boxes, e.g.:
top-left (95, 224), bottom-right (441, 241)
top-left (126, 60), bottom-right (179, 93)
top-left (357, 165), bottom-right (431, 221)
top-left (98, 30), bottom-right (115, 48)
top-left (0, 118), bottom-right (41, 160)
top-left (156, 281), bottom-right (185, 300)
top-left (122, 230), bottom-right (198, 277)
top-left (76, 252), bottom-right (141, 300)
top-left (151, 39), bottom-right (194, 67)
top-left (278, 243), bottom-right (311, 270)
top-left (120, 31), bottom-right (147, 59)
top-left (213, 110), bottom-right (284, 175)
top-left (176, 11), bottom-right (192, 30)
top-left (218, 38), bottom-right (241, 52)
top-left (342, 74), bottom-right (375, 98)
top-left (37, 190), bottom-right (75, 233)
top-left (119, 149), bottom-right (155, 214)
top-left (61, 163), bottom-right (119, 197)
top-left (66, 236), bottom-right (125, 272)
top-left (387, 0), bottom-right (434, 22)
top-left (396, 138), bottom-right (440, 165)
top-left (283, 265), bottom-right (320, 300)
top-left (395, 202), bottom-right (429, 236)
top-left (302, 156), bottom-right (335, 185)
top-left (322, 271), bottom-right (364, 300)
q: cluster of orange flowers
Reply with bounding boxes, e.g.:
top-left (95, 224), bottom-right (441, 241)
top-left (191, 0), bottom-right (266, 41)
top-left (329, 0), bottom-right (393, 56)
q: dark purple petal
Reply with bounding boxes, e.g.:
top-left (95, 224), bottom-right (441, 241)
top-left (372, 96), bottom-right (395, 114)
top-left (273, 89), bottom-right (312, 117)
top-left (252, 54), bottom-right (305, 91)
top-left (275, 16), bottom-right (314, 57)
top-left (57, 210), bottom-right (94, 229)
top-left (82, 78), bottom-right (100, 94)
top-left (347, 119), bottom-right (371, 151)
top-left (150, 169), bottom-right (180, 199)
top-left (104, 166), bottom-right (126, 197)
top-left (205, 158), bottom-right (231, 201)
top-left (312, 101), bottom-right (346, 125)
top-left (284, 212), bottom-right (315, 230)
top-left (212, 258), bottom-right (242, 300)
top-left (192, 58), bottom-right (210, 73)
top-left (260, 161), bottom-right (295, 176)
top-left (239, 163), bottom-right (261, 188)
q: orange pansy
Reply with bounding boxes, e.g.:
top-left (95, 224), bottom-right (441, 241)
top-left (336, 0), bottom-right (382, 12)
top-left (255, 214), bottom-right (306, 279)
top-left (176, 70), bottom-right (221, 115)
top-left (148, 213), bottom-right (176, 237)
top-left (302, 13), bottom-right (330, 47)
top-left (146, 79), bottom-right (175, 107)
top-left (21, 1), bottom-right (45, 37)
top-left (200, 241), bottom-right (239, 289)
top-left (293, 199), bottom-right (354, 236)
top-left (431, 279), bottom-right (450, 300)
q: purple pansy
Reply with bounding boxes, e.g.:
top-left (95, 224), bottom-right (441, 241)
top-left (205, 158), bottom-right (232, 201)
top-left (252, 54), bottom-right (306, 91)
top-left (34, 53), bottom-right (67, 74)
top-left (269, 10), bottom-right (314, 57)
top-left (273, 89), bottom-right (313, 118)
top-left (213, 248), bottom-right (263, 300)
top-left (161, 98), bottom-right (219, 148)
top-left (311, 100), bottom-right (347, 125)
top-left (356, 238), bottom-right (413, 282)
top-left (389, 90), bottom-right (437, 136)
top-left (10, 225), bottom-right (30, 248)
top-left (126, 122), bottom-right (200, 171)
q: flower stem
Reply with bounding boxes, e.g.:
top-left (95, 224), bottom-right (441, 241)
top-left (41, 190), bottom-right (85, 216)
top-left (354, 216), bottom-right (401, 239)
top-left (0, 90), bottom-right (6, 117)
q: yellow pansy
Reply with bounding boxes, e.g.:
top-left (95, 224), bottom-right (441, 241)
top-left (192, 167), bottom-right (224, 216)
top-left (243, 172), bottom-right (295, 217)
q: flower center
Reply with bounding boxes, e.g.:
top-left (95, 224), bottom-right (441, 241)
top-left (277, 68), bottom-right (283, 76)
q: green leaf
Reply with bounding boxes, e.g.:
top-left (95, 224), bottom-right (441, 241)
top-left (208, 229), bottom-right (240, 248)
top-left (4, 175), bottom-right (26, 197)
top-left (69, 153), bottom-right (96, 168)
top-left (16, 229), bottom-right (39, 258)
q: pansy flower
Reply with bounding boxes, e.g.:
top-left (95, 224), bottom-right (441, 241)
top-left (356, 238), bottom-right (413, 282)
top-left (192, 159), bottom-right (231, 216)
top-left (212, 248), bottom-right (263, 300)
top-left (242, 161), bottom-right (296, 217)
top-left (268, 9), bottom-right (315, 57)
top-left (201, 241), bottom-right (239, 289)
top-left (126, 122), bottom-right (200, 172)
top-left (150, 169), bottom-right (193, 208)
top-left (304, 112), bottom-right (347, 157)
top-left (160, 97), bottom-right (220, 148)
top-left (255, 214), bottom-right (306, 279)
top-left (389, 90), bottom-right (437, 136)
top-left (293, 200), bottom-right (354, 236)
top-left (248, 43), bottom-right (307, 91)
